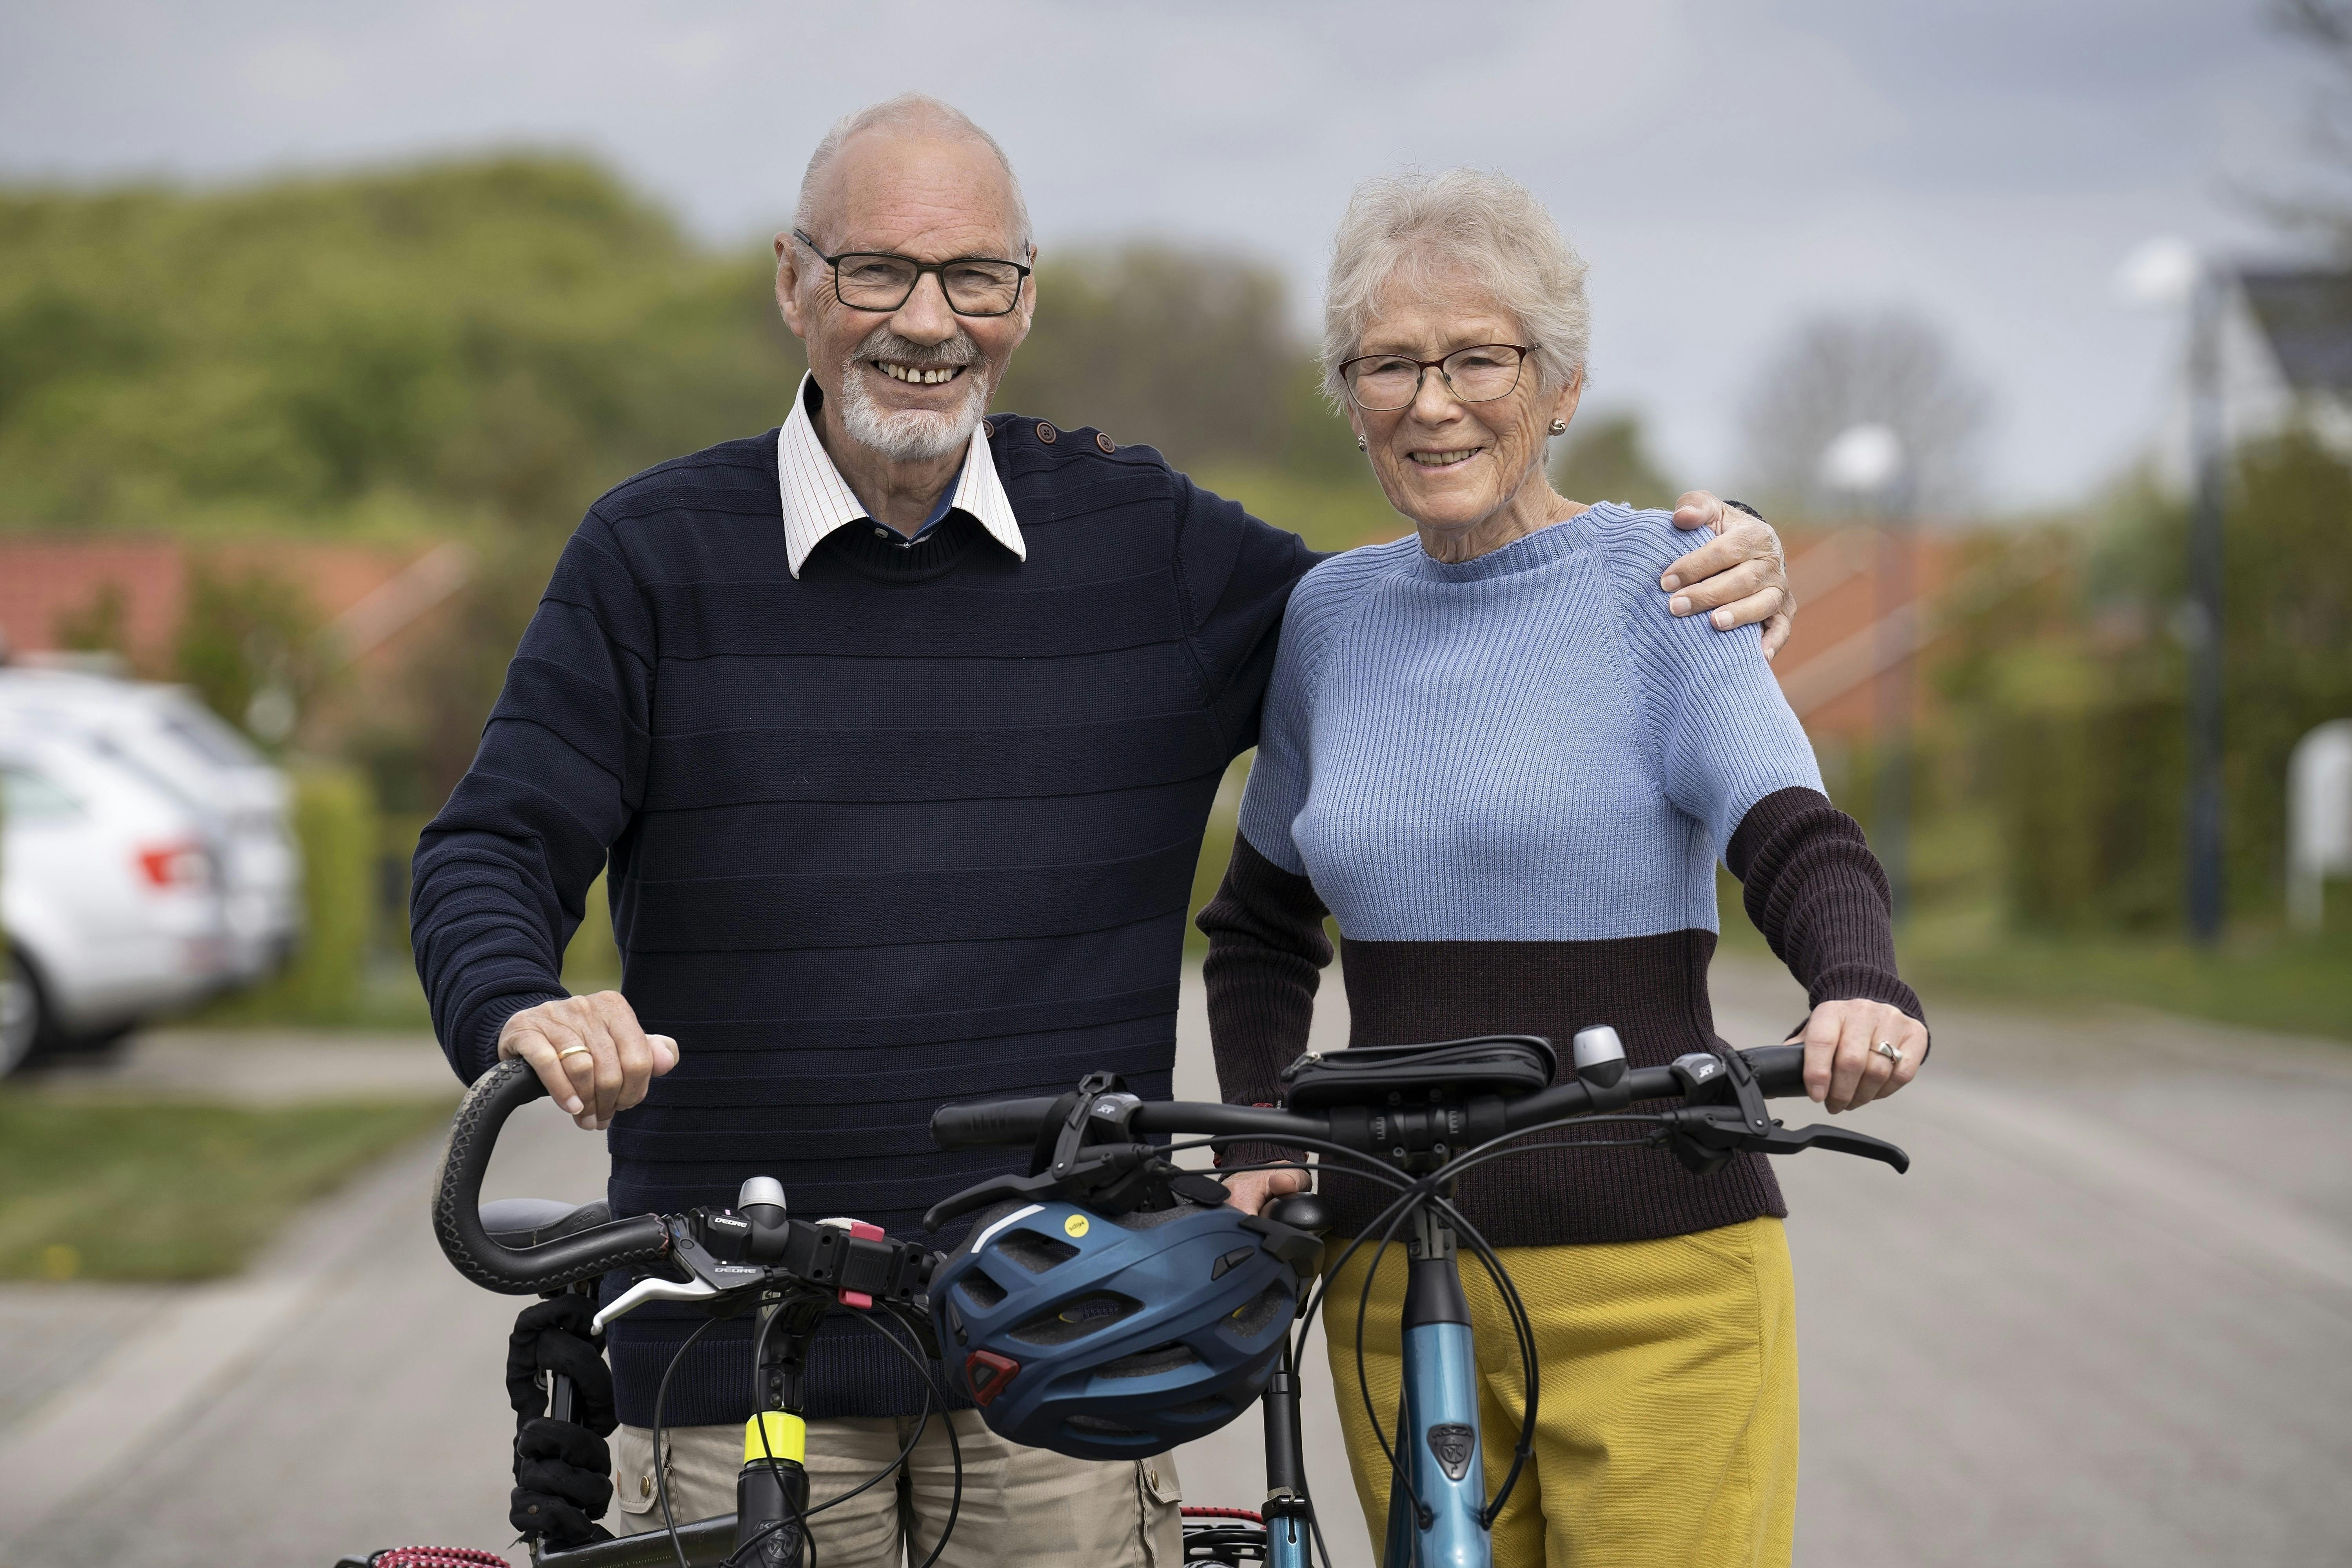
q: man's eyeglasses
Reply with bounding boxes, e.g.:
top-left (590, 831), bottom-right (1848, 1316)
top-left (1338, 344), bottom-right (1532, 412)
top-left (792, 229), bottom-right (1032, 318)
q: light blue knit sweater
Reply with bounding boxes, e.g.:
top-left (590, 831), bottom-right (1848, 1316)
top-left (1234, 503), bottom-right (1825, 942)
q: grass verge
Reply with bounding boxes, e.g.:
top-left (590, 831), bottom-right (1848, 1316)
top-left (1897, 929), bottom-right (2352, 1041)
top-left (1716, 870), bottom-right (2352, 1042)
top-left (0, 1094), bottom-right (456, 1281)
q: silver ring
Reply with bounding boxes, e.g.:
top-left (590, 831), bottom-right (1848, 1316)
top-left (1873, 1041), bottom-right (1903, 1065)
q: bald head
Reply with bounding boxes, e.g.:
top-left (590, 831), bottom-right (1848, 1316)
top-left (795, 94), bottom-right (1031, 257)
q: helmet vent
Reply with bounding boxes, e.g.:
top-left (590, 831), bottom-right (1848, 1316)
top-left (996, 1229), bottom-right (1082, 1273)
top-left (1095, 1340), bottom-right (1200, 1379)
top-left (1063, 1414), bottom-right (1143, 1436)
top-left (1163, 1397), bottom-right (1229, 1420)
top-left (1009, 1292), bottom-right (1138, 1346)
top-left (957, 1272), bottom-right (1007, 1310)
top-left (1221, 1280), bottom-right (1291, 1340)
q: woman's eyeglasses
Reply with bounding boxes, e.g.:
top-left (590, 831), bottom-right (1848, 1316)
top-left (792, 229), bottom-right (1031, 318)
top-left (1339, 344), bottom-right (1532, 411)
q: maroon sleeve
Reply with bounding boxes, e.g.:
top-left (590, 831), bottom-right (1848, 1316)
top-left (1195, 831), bottom-right (1332, 1169)
top-left (1726, 786), bottom-right (1928, 1044)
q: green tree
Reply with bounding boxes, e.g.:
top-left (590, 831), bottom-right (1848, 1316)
top-left (0, 156), bottom-right (804, 532)
top-left (173, 563), bottom-right (324, 748)
top-left (1940, 429), bottom-right (2352, 931)
top-left (999, 243), bottom-right (1333, 473)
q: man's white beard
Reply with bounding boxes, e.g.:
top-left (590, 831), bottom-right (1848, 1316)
top-left (835, 330), bottom-right (988, 461)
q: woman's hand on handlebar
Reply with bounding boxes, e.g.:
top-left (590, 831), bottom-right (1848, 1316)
top-left (1789, 1000), bottom-right (1926, 1114)
top-left (1221, 1165), bottom-right (1310, 1216)
top-left (497, 992), bottom-right (678, 1130)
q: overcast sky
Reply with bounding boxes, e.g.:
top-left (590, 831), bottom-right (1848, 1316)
top-left (1, 0), bottom-right (2332, 507)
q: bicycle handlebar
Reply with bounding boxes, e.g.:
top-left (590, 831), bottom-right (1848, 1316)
top-left (931, 1044), bottom-right (1817, 1152)
top-left (434, 1041), bottom-right (1824, 1292)
top-left (432, 1057), bottom-right (673, 1294)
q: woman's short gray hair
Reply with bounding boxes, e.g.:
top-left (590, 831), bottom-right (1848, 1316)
top-left (1321, 168), bottom-right (1590, 407)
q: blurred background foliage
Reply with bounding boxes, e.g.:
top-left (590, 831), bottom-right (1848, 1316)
top-left (5, 150), bottom-right (2348, 1034)
top-left (0, 155), bottom-right (801, 536)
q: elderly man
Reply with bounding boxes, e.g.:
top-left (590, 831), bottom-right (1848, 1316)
top-left (412, 94), bottom-right (1795, 1568)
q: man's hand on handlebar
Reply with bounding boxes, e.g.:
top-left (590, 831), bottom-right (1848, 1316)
top-left (1790, 999), bottom-right (1927, 1114)
top-left (1221, 1165), bottom-right (1310, 1216)
top-left (498, 992), bottom-right (678, 1131)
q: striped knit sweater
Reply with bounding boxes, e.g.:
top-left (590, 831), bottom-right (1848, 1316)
top-left (412, 416), bottom-right (1313, 1425)
top-left (1199, 505), bottom-right (1924, 1246)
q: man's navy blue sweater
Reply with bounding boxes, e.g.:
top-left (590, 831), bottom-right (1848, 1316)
top-left (411, 414), bottom-right (1315, 1426)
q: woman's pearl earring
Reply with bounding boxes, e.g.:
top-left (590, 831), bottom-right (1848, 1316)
top-left (1549, 419), bottom-right (1568, 435)
top-left (1357, 436), bottom-right (1368, 452)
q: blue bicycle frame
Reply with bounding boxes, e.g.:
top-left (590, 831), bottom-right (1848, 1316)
top-left (1366, 1207), bottom-right (1485, 1568)
top-left (1254, 1202), bottom-right (1494, 1568)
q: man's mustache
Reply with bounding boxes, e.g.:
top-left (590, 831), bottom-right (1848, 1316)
top-left (850, 328), bottom-right (979, 369)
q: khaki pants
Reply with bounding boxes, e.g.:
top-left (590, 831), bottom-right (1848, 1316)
top-left (1323, 1216), bottom-right (1800, 1568)
top-left (612, 1411), bottom-right (1183, 1567)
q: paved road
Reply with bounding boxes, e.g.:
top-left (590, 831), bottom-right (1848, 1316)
top-left (4, 966), bottom-right (2350, 1566)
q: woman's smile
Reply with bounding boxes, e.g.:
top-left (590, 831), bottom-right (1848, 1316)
top-left (1408, 446), bottom-right (1485, 470)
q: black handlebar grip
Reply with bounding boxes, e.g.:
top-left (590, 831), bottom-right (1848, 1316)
top-left (931, 1096), bottom-right (1060, 1151)
top-left (430, 1057), bottom-right (671, 1294)
top-left (1740, 1045), bottom-right (1809, 1098)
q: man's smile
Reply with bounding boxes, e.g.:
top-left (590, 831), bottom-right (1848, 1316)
top-left (875, 359), bottom-right (967, 386)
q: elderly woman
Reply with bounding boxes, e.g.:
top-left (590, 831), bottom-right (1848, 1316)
top-left (1201, 168), bottom-right (1927, 1568)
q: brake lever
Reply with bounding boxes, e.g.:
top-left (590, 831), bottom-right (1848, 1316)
top-left (922, 1144), bottom-right (1156, 1231)
top-left (592, 1274), bottom-right (721, 1334)
top-left (590, 1216), bottom-right (771, 1332)
top-left (1656, 1106), bottom-right (1911, 1176)
top-left (1755, 1121), bottom-right (1911, 1173)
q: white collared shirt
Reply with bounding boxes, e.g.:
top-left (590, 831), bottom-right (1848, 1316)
top-left (775, 373), bottom-right (1026, 579)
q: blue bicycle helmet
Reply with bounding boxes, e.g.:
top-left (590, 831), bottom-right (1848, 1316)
top-left (931, 1197), bottom-right (1314, 1460)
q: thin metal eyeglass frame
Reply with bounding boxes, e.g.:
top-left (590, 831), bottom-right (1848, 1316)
top-left (791, 228), bottom-right (1032, 318)
top-left (1338, 343), bottom-right (1534, 411)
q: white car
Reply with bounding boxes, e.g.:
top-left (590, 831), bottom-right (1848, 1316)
top-left (0, 669), bottom-right (300, 984)
top-left (2, 728), bottom-right (239, 1072)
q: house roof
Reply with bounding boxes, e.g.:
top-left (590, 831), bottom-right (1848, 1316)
top-left (2239, 267), bottom-right (2352, 392)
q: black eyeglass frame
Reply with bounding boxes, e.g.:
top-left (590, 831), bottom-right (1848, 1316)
top-left (790, 229), bottom-right (1034, 318)
top-left (1336, 343), bottom-right (1536, 411)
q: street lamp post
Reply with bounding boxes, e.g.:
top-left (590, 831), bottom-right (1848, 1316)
top-left (1821, 423), bottom-right (1913, 922)
top-left (2183, 268), bottom-right (2228, 946)
top-left (2119, 236), bottom-right (2227, 946)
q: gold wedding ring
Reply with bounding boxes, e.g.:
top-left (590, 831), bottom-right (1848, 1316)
top-left (557, 1044), bottom-right (593, 1062)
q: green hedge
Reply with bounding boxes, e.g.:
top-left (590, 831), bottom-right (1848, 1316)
top-left (201, 765), bottom-right (377, 1024)
top-left (1982, 688), bottom-right (2184, 932)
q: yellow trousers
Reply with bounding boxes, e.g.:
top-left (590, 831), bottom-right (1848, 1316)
top-left (1319, 1216), bottom-right (1797, 1568)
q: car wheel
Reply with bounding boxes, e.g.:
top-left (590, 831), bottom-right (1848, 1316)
top-left (1, 952), bottom-right (39, 1077)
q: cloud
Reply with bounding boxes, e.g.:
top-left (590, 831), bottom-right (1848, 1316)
top-left (0, 0), bottom-right (2327, 504)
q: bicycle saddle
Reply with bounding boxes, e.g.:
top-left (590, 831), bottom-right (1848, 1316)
top-left (479, 1197), bottom-right (612, 1250)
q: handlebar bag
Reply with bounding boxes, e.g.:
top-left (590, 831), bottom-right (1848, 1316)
top-left (1277, 1034), bottom-right (1558, 1112)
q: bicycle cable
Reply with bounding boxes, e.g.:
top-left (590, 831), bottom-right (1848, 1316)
top-left (1265, 1134), bottom-right (1652, 1542)
top-left (730, 1306), bottom-right (817, 1568)
top-left (638, 1240), bottom-right (982, 1568)
top-left (722, 1301), bottom-right (969, 1568)
top-left (864, 1302), bottom-right (965, 1568)
top-left (652, 1312), bottom-right (734, 1568)
top-left (1427, 1193), bottom-right (1540, 1528)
